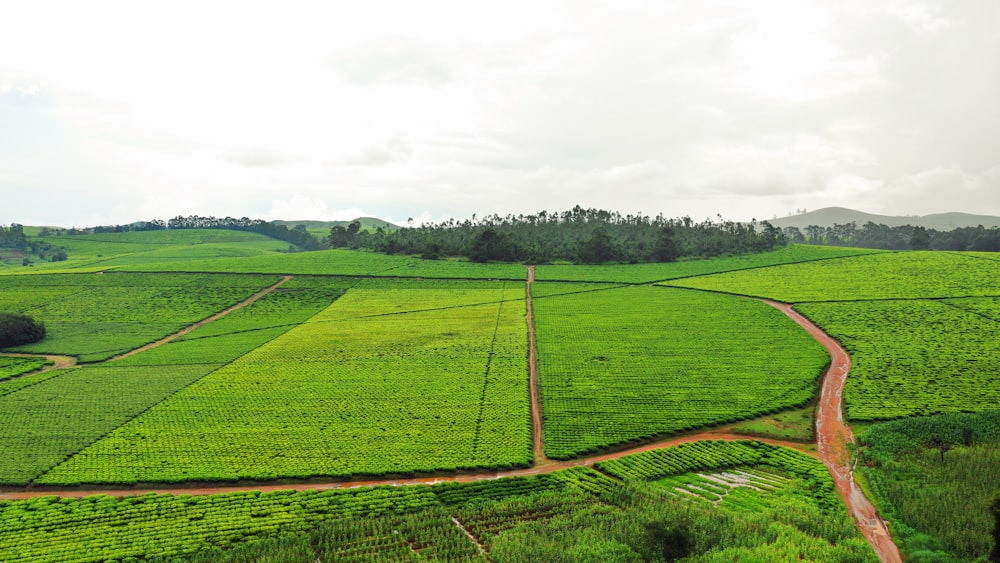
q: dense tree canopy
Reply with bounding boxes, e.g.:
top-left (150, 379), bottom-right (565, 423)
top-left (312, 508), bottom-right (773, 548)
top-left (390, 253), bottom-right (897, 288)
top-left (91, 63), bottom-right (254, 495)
top-left (328, 206), bottom-right (786, 264)
top-left (0, 314), bottom-right (46, 348)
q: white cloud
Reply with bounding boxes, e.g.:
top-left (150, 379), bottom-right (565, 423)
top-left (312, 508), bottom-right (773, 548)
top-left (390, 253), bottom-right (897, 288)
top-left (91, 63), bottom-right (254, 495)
top-left (265, 197), bottom-right (374, 222)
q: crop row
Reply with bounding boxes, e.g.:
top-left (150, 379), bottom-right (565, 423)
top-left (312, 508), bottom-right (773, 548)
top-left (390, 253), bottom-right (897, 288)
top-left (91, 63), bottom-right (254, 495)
top-left (535, 244), bottom-right (883, 283)
top-left (534, 285), bottom-right (829, 458)
top-left (668, 250), bottom-right (1000, 302)
top-left (0, 356), bottom-right (48, 380)
top-left (796, 299), bottom-right (1000, 420)
top-left (39, 281), bottom-right (532, 484)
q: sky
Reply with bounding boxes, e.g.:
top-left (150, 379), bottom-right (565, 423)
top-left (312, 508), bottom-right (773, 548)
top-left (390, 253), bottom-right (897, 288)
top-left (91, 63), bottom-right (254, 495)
top-left (2, 0), bottom-right (999, 227)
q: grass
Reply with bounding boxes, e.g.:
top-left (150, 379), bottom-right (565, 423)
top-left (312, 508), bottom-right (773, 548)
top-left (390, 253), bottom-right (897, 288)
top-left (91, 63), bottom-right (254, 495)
top-left (727, 406), bottom-right (816, 443)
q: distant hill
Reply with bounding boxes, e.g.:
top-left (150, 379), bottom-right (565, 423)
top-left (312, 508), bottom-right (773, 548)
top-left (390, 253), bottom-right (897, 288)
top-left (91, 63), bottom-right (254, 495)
top-left (768, 207), bottom-right (1000, 230)
top-left (274, 217), bottom-right (400, 232)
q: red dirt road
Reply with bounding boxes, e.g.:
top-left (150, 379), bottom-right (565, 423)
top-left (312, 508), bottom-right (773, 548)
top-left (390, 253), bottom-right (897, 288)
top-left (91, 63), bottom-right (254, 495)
top-left (764, 300), bottom-right (902, 563)
top-left (525, 265), bottom-right (549, 465)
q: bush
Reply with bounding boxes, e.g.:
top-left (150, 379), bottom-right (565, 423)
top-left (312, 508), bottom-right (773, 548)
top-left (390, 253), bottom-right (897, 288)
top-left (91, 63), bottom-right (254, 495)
top-left (0, 313), bottom-right (46, 347)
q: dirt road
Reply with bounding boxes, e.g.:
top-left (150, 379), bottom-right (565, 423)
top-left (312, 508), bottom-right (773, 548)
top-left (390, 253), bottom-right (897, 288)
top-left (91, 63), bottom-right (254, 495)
top-left (764, 300), bottom-right (902, 563)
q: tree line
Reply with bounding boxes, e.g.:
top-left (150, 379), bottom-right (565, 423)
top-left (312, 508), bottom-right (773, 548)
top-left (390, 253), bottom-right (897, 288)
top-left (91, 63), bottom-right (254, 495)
top-left (60, 216), bottom-right (323, 251)
top-left (326, 206), bottom-right (785, 264)
top-left (782, 222), bottom-right (1000, 251)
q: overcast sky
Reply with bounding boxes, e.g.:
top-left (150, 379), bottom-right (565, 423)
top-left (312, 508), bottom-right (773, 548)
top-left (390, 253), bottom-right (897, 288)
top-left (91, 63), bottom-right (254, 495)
top-left (2, 0), bottom-right (999, 227)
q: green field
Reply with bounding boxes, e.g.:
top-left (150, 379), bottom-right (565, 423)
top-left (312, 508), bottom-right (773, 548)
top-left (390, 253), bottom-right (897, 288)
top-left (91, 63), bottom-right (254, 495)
top-left (534, 285), bottom-right (828, 458)
top-left (0, 442), bottom-right (872, 562)
top-left (0, 273), bottom-right (280, 361)
top-left (858, 411), bottom-right (1000, 561)
top-left (4, 229), bottom-right (1000, 560)
top-left (37, 279), bottom-right (531, 484)
top-left (535, 244), bottom-right (883, 283)
top-left (667, 250), bottom-right (1000, 302)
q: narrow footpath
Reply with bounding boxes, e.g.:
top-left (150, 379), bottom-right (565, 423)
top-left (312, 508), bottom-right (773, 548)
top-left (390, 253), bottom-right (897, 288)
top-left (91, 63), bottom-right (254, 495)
top-left (524, 265), bottom-right (549, 466)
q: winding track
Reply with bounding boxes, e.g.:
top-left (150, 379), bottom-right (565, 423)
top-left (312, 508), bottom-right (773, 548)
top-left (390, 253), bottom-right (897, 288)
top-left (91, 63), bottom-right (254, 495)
top-left (0, 275), bottom-right (901, 561)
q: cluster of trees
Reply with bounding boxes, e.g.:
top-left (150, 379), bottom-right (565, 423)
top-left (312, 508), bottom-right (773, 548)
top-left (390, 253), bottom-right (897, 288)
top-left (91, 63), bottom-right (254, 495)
top-left (0, 224), bottom-right (67, 263)
top-left (327, 207), bottom-right (785, 264)
top-left (0, 313), bottom-right (45, 347)
top-left (784, 222), bottom-right (1000, 251)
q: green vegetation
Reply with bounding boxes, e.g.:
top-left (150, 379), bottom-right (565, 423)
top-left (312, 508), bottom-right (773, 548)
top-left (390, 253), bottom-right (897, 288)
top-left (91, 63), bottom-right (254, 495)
top-left (1, 278), bottom-right (348, 486)
top-left (796, 300), bottom-right (1000, 421)
top-left (857, 411), bottom-right (1000, 561)
top-left (534, 285), bottom-right (828, 458)
top-left (668, 251), bottom-right (1000, 302)
top-left (0, 273), bottom-right (279, 361)
top-left (727, 406), bottom-right (815, 443)
top-left (0, 313), bottom-right (46, 347)
top-left (0, 442), bottom-right (871, 562)
top-left (39, 279), bottom-right (531, 484)
top-left (535, 244), bottom-right (883, 283)
top-left (0, 356), bottom-right (49, 380)
top-left (123, 248), bottom-right (527, 279)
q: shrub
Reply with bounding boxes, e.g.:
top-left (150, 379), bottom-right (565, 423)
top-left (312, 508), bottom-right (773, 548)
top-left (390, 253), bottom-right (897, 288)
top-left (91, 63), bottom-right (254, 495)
top-left (0, 313), bottom-right (46, 347)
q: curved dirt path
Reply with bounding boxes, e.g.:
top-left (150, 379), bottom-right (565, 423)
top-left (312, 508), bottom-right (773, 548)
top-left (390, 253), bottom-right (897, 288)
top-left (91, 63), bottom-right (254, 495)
top-left (764, 300), bottom-right (902, 563)
top-left (0, 353), bottom-right (78, 377)
top-left (109, 275), bottom-right (293, 361)
top-left (525, 265), bottom-right (549, 465)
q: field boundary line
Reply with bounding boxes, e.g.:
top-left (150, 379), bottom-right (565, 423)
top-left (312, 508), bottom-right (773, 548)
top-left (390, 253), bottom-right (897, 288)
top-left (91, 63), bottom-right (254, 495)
top-left (108, 275), bottom-right (293, 361)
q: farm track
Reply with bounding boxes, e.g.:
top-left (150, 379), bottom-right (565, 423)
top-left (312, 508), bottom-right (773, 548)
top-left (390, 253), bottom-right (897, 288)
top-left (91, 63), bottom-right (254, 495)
top-left (108, 275), bottom-right (293, 361)
top-left (525, 265), bottom-right (549, 465)
top-left (0, 275), bottom-right (902, 562)
top-left (764, 300), bottom-right (902, 563)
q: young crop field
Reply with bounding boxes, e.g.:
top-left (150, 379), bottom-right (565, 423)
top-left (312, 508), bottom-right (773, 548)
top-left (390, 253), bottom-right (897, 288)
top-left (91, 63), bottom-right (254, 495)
top-left (534, 244), bottom-right (884, 283)
top-left (666, 250), bottom-right (1000, 302)
top-left (533, 285), bottom-right (829, 458)
top-left (122, 248), bottom-right (527, 279)
top-left (0, 441), bottom-right (871, 562)
top-left (37, 279), bottom-right (531, 484)
top-left (0, 273), bottom-right (281, 361)
top-left (795, 299), bottom-right (1000, 421)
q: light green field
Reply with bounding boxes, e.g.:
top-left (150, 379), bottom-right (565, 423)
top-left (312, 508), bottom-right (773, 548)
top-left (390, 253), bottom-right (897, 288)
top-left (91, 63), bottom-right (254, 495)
top-left (121, 248), bottom-right (527, 279)
top-left (2, 229), bottom-right (292, 273)
top-left (666, 251), bottom-right (1000, 302)
top-left (38, 280), bottom-right (531, 484)
top-left (796, 299), bottom-right (1000, 421)
top-left (535, 244), bottom-right (883, 283)
top-left (533, 284), bottom-right (829, 458)
top-left (0, 273), bottom-right (280, 362)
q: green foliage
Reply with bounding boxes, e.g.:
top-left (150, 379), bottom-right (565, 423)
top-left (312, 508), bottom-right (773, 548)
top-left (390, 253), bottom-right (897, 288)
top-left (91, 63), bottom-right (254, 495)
top-left (670, 251), bottom-right (1000, 302)
top-left (39, 280), bottom-right (531, 484)
top-left (858, 412), bottom-right (1000, 561)
top-left (797, 300), bottom-right (1000, 421)
top-left (0, 313), bottom-right (45, 347)
top-left (535, 286), bottom-right (828, 458)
